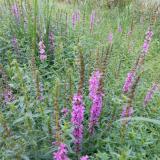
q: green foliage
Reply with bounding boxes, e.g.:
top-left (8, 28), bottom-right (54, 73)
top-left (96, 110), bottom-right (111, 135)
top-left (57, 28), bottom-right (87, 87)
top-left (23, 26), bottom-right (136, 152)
top-left (0, 0), bottom-right (160, 159)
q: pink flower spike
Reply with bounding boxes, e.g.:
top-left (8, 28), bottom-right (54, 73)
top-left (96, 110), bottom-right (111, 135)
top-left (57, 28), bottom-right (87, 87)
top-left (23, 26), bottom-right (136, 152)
top-left (71, 93), bottom-right (85, 152)
top-left (123, 71), bottom-right (135, 93)
top-left (80, 155), bottom-right (89, 160)
top-left (143, 40), bottom-right (149, 53)
top-left (88, 70), bottom-right (104, 134)
top-left (40, 54), bottom-right (47, 62)
top-left (39, 40), bottom-right (47, 62)
top-left (121, 106), bottom-right (134, 118)
top-left (11, 4), bottom-right (20, 23)
top-left (121, 106), bottom-right (134, 125)
top-left (90, 10), bottom-right (96, 32)
top-left (72, 12), bottom-right (76, 29)
top-left (142, 27), bottom-right (153, 55)
top-left (89, 70), bottom-right (102, 100)
top-left (40, 49), bottom-right (45, 54)
top-left (144, 83), bottom-right (158, 106)
top-left (53, 143), bottom-right (69, 160)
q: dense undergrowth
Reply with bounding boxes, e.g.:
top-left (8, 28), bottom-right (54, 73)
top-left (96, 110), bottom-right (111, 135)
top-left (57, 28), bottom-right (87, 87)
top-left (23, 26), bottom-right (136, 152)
top-left (0, 0), bottom-right (160, 159)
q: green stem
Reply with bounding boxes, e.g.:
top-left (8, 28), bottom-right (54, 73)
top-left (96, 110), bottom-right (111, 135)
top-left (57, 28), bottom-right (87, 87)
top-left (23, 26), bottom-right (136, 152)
top-left (33, 0), bottom-right (38, 57)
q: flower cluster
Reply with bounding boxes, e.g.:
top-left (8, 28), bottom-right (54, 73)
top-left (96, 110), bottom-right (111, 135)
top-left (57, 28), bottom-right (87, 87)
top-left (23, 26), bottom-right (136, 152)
top-left (71, 93), bottom-right (85, 152)
top-left (72, 10), bottom-right (80, 29)
top-left (90, 10), bottom-right (96, 32)
top-left (89, 71), bottom-right (102, 99)
top-left (80, 155), bottom-right (89, 160)
top-left (121, 105), bottom-right (134, 118)
top-left (89, 70), bottom-right (103, 134)
top-left (142, 28), bottom-right (153, 55)
top-left (144, 83), bottom-right (158, 106)
top-left (121, 105), bottom-right (134, 125)
top-left (123, 71), bottom-right (135, 93)
top-left (53, 143), bottom-right (69, 160)
top-left (39, 41), bottom-right (47, 62)
top-left (11, 4), bottom-right (20, 23)
top-left (123, 28), bottom-right (153, 94)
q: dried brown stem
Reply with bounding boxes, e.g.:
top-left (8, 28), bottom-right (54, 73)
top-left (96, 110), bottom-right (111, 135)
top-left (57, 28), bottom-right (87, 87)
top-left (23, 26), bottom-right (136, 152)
top-left (78, 47), bottom-right (85, 94)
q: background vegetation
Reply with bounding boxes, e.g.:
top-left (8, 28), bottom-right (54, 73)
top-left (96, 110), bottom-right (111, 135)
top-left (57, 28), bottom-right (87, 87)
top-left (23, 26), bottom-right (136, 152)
top-left (0, 0), bottom-right (160, 159)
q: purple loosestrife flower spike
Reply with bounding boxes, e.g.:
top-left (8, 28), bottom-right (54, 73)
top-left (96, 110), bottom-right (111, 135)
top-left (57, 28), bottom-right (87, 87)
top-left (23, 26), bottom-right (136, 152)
top-left (80, 155), bottom-right (89, 160)
top-left (89, 70), bottom-right (104, 134)
top-left (39, 41), bottom-right (47, 62)
top-left (40, 54), bottom-right (47, 62)
top-left (142, 28), bottom-right (153, 55)
top-left (72, 10), bottom-right (80, 30)
top-left (121, 105), bottom-right (134, 118)
top-left (89, 94), bottom-right (103, 133)
top-left (143, 40), bottom-right (149, 54)
top-left (11, 4), bottom-right (20, 23)
top-left (123, 71), bottom-right (135, 93)
top-left (144, 83), bottom-right (158, 107)
top-left (72, 12), bottom-right (76, 30)
top-left (71, 93), bottom-right (85, 152)
top-left (121, 106), bottom-right (134, 125)
top-left (53, 143), bottom-right (69, 160)
top-left (90, 10), bottom-right (96, 32)
top-left (108, 32), bottom-right (113, 44)
top-left (89, 71), bottom-right (102, 100)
